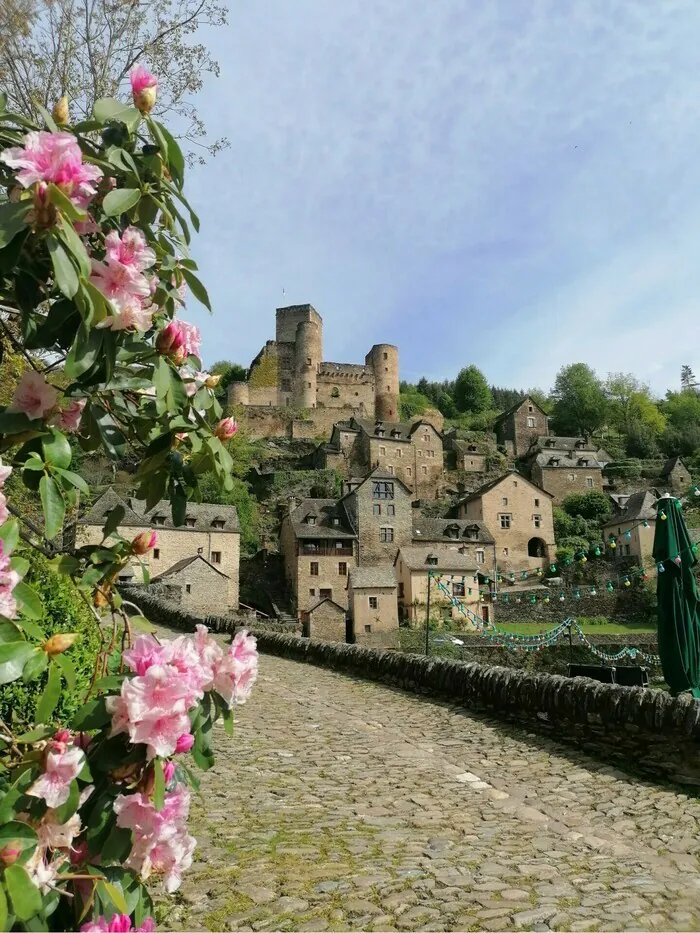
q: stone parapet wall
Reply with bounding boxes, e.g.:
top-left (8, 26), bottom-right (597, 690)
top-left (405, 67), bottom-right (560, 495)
top-left (250, 632), bottom-right (700, 787)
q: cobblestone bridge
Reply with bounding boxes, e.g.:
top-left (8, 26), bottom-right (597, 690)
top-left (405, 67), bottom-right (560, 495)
top-left (168, 653), bottom-right (700, 932)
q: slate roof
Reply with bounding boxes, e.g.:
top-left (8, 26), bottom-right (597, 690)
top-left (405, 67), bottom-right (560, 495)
top-left (533, 451), bottom-right (605, 470)
top-left (80, 489), bottom-right (241, 533)
top-left (288, 498), bottom-right (357, 539)
top-left (152, 554), bottom-right (230, 580)
top-left (533, 435), bottom-right (598, 451)
top-left (355, 418), bottom-right (415, 441)
top-left (307, 597), bottom-right (347, 614)
top-left (530, 436), bottom-right (612, 465)
top-left (396, 547), bottom-right (477, 573)
top-left (457, 471), bottom-right (552, 505)
top-left (661, 456), bottom-right (689, 477)
top-left (493, 395), bottom-right (547, 424)
top-left (603, 491), bottom-right (657, 526)
top-left (338, 466), bottom-right (413, 502)
top-left (349, 566), bottom-right (397, 588)
top-left (412, 518), bottom-right (495, 545)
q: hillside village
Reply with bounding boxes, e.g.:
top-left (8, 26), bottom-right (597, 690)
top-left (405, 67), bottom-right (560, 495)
top-left (84, 302), bottom-right (700, 647)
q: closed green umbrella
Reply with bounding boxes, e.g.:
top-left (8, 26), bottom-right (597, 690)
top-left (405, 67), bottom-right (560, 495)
top-left (652, 494), bottom-right (700, 697)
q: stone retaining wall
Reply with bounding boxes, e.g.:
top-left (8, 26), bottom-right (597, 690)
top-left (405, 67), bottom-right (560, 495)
top-left (251, 632), bottom-right (700, 788)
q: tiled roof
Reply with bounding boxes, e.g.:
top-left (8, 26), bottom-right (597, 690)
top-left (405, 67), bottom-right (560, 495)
top-left (355, 418), bottom-right (414, 441)
top-left (412, 518), bottom-right (495, 545)
top-left (129, 498), bottom-right (240, 533)
top-left (152, 554), bottom-right (229, 580)
top-left (78, 488), bottom-right (143, 527)
top-left (493, 395), bottom-right (547, 424)
top-left (457, 471), bottom-right (552, 504)
top-left (307, 597), bottom-right (347, 614)
top-left (603, 490), bottom-right (657, 526)
top-left (338, 466), bottom-right (412, 502)
top-left (396, 547), bottom-right (477, 573)
top-left (533, 435), bottom-right (598, 451)
top-left (534, 452), bottom-right (605, 470)
top-left (661, 456), bottom-right (688, 476)
top-left (289, 498), bottom-right (357, 539)
top-left (349, 566), bottom-right (397, 588)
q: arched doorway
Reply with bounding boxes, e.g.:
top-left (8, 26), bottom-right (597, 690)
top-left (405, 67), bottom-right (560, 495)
top-left (528, 537), bottom-right (546, 558)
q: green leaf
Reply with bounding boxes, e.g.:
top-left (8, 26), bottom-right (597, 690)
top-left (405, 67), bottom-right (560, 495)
top-left (50, 653), bottom-right (74, 691)
top-left (103, 187), bottom-right (141, 217)
top-left (0, 642), bottom-right (35, 685)
top-left (90, 404), bottom-right (126, 459)
top-left (100, 825), bottom-right (132, 865)
top-left (72, 696), bottom-right (110, 730)
top-left (56, 214), bottom-right (91, 277)
top-left (153, 120), bottom-right (184, 184)
top-left (107, 147), bottom-right (140, 177)
top-left (93, 98), bottom-right (142, 132)
top-left (5, 864), bottom-right (41, 922)
top-left (16, 617), bottom-right (43, 640)
top-left (0, 620), bottom-right (20, 643)
top-left (39, 474), bottom-right (65, 539)
top-left (153, 758), bottom-right (165, 812)
top-left (9, 556), bottom-right (29, 578)
top-left (47, 183), bottom-right (87, 221)
top-left (0, 200), bottom-right (31, 249)
top-left (42, 426), bottom-right (72, 469)
top-left (47, 233), bottom-right (79, 298)
top-left (0, 412), bottom-right (35, 435)
top-left (181, 267), bottom-right (211, 312)
top-left (0, 821), bottom-right (38, 851)
top-left (65, 325), bottom-right (104, 378)
top-left (54, 467), bottom-right (89, 494)
top-left (14, 583), bottom-right (43, 621)
top-left (0, 520), bottom-right (19, 558)
top-left (97, 880), bottom-right (129, 915)
top-left (93, 673), bottom-right (126, 692)
top-left (47, 554), bottom-right (80, 575)
top-left (15, 725), bottom-right (53, 743)
top-left (36, 662), bottom-right (61, 722)
top-left (35, 102), bottom-right (57, 132)
top-left (0, 879), bottom-right (7, 933)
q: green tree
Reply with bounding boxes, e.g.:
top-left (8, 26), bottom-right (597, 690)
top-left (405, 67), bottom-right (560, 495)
top-left (399, 390), bottom-right (432, 420)
top-left (210, 359), bottom-right (247, 401)
top-left (453, 365), bottom-right (492, 413)
top-left (562, 490), bottom-right (611, 522)
top-left (605, 372), bottom-right (665, 437)
top-left (550, 363), bottom-right (607, 436)
top-left (196, 472), bottom-right (259, 555)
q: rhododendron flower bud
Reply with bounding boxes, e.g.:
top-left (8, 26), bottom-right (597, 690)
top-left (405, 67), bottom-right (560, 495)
top-left (132, 530), bottom-right (157, 555)
top-left (163, 760), bottom-right (176, 783)
top-left (42, 632), bottom-right (79, 656)
top-left (156, 321), bottom-right (186, 363)
top-left (52, 96), bottom-right (70, 125)
top-left (131, 65), bottom-right (158, 114)
top-left (0, 843), bottom-right (22, 866)
top-left (174, 733), bottom-right (194, 754)
top-left (32, 180), bottom-right (56, 228)
top-left (204, 374), bottom-right (221, 389)
top-left (215, 418), bottom-right (238, 441)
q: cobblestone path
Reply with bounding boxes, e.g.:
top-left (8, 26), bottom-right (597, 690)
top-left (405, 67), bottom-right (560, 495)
top-left (167, 653), bottom-right (700, 932)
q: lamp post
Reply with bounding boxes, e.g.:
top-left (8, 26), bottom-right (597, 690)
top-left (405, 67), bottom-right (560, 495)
top-left (425, 571), bottom-right (432, 656)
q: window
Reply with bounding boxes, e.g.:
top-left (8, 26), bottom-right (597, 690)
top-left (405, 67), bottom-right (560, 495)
top-left (373, 504), bottom-right (381, 516)
top-left (426, 555), bottom-right (438, 565)
top-left (406, 467), bottom-right (412, 477)
top-left (476, 549), bottom-right (485, 564)
top-left (153, 516), bottom-right (166, 526)
top-left (186, 517), bottom-right (196, 527)
top-left (453, 582), bottom-right (465, 597)
top-left (513, 481), bottom-right (518, 487)
top-left (368, 597), bottom-right (378, 610)
top-left (281, 378), bottom-right (291, 392)
top-left (335, 540), bottom-right (344, 549)
top-left (395, 448), bottom-right (402, 458)
top-left (427, 450), bottom-right (434, 458)
top-left (309, 588), bottom-right (316, 597)
top-left (499, 514), bottom-right (511, 529)
top-left (421, 466), bottom-right (427, 475)
top-left (533, 515), bottom-right (541, 528)
top-left (330, 386), bottom-right (340, 398)
top-left (625, 544), bottom-right (631, 556)
top-left (320, 588), bottom-right (332, 599)
top-left (365, 624), bottom-right (373, 632)
top-left (153, 549), bottom-right (160, 560)
top-left (373, 482), bottom-right (394, 499)
top-left (568, 473), bottom-right (575, 482)
top-left (338, 562), bottom-right (347, 576)
top-left (446, 526), bottom-right (459, 539)
top-left (211, 551), bottom-right (221, 564)
top-left (379, 445), bottom-right (386, 456)
top-left (398, 582), bottom-right (404, 598)
top-left (310, 562), bottom-right (319, 576)
top-left (307, 516), bottom-right (316, 525)
top-left (387, 465), bottom-right (395, 474)
top-left (387, 385), bottom-right (390, 392)
top-left (418, 450), bottom-right (423, 458)
top-left (383, 352), bottom-right (388, 360)
top-left (586, 477), bottom-right (594, 488)
top-left (306, 357), bottom-right (312, 365)
top-left (379, 527), bottom-right (394, 543)
top-left (212, 520), bottom-right (225, 529)
top-left (528, 405), bottom-right (533, 412)
top-left (185, 584), bottom-right (191, 594)
top-left (307, 382), bottom-right (311, 388)
top-left (387, 504), bottom-right (395, 516)
top-left (502, 497), bottom-right (508, 506)
top-left (534, 498), bottom-right (540, 507)
top-left (332, 517), bottom-right (340, 527)
top-left (423, 433), bottom-right (430, 442)
top-left (502, 547), bottom-right (509, 556)
top-left (527, 417), bottom-right (535, 428)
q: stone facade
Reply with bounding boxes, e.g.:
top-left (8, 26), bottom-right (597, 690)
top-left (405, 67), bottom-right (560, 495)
top-left (493, 396), bottom-right (548, 457)
top-left (280, 498), bottom-right (357, 615)
top-left (394, 547), bottom-right (485, 626)
top-left (411, 517), bottom-right (496, 573)
top-left (152, 554), bottom-right (231, 615)
top-left (348, 566), bottom-right (399, 648)
top-left (341, 469), bottom-right (413, 566)
top-left (603, 490), bottom-right (657, 566)
top-left (228, 304), bottom-right (400, 438)
top-left (77, 489), bottom-right (240, 609)
top-left (661, 456), bottom-right (692, 492)
top-left (301, 598), bottom-right (347, 642)
top-left (456, 471), bottom-right (554, 574)
top-left (526, 436), bottom-right (606, 504)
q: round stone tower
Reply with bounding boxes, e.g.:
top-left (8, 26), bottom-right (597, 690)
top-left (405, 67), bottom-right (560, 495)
top-left (367, 344), bottom-right (399, 421)
top-left (293, 319), bottom-right (322, 409)
top-left (228, 381), bottom-right (249, 407)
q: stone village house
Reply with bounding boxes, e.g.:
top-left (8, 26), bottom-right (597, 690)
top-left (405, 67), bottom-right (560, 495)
top-left (493, 395), bottom-right (549, 458)
top-left (603, 490), bottom-right (657, 567)
top-left (455, 471), bottom-right (555, 574)
top-left (661, 456), bottom-right (692, 493)
top-left (525, 436), bottom-right (607, 504)
top-left (394, 548), bottom-right (484, 626)
top-left (348, 566), bottom-right (399, 647)
top-left (77, 489), bottom-right (240, 612)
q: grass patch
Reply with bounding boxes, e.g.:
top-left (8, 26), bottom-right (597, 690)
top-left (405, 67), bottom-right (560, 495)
top-left (203, 892), bottom-right (255, 930)
top-left (497, 621), bottom-right (655, 635)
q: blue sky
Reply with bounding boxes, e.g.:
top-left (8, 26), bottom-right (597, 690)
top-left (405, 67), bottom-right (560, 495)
top-left (180, 0), bottom-right (700, 397)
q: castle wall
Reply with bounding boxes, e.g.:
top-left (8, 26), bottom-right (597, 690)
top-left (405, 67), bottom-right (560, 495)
top-left (366, 344), bottom-right (399, 421)
top-left (276, 304), bottom-right (322, 344)
top-left (238, 405), bottom-right (367, 441)
top-left (316, 364), bottom-right (376, 413)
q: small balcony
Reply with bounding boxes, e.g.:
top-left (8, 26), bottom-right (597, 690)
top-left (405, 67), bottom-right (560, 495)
top-left (299, 543), bottom-right (354, 557)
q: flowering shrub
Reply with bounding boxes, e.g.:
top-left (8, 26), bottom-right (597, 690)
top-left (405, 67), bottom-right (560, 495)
top-left (0, 67), bottom-right (256, 929)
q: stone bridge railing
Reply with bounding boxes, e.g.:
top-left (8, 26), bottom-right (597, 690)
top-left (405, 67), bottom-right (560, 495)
top-left (252, 632), bottom-right (700, 789)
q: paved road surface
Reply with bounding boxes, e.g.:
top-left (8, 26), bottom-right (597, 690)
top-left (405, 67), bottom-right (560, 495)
top-left (164, 651), bottom-right (700, 932)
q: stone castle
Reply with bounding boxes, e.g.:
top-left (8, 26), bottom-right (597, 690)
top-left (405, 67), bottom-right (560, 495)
top-left (228, 304), bottom-right (400, 438)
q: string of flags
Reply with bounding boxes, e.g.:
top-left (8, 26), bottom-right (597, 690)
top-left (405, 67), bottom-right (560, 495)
top-left (429, 574), bottom-right (661, 667)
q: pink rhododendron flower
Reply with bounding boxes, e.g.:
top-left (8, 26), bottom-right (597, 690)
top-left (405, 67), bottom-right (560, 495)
top-left (0, 493), bottom-right (8, 527)
top-left (25, 846), bottom-right (66, 894)
top-left (0, 459), bottom-right (11, 486)
top-left (123, 634), bottom-right (168, 676)
top-left (51, 397), bottom-right (86, 432)
top-left (81, 915), bottom-right (156, 933)
top-left (155, 321), bottom-right (185, 359)
top-left (38, 810), bottom-right (81, 850)
top-left (99, 300), bottom-right (154, 333)
top-left (164, 760), bottom-right (176, 783)
top-left (0, 131), bottom-right (103, 207)
top-left (106, 227), bottom-right (156, 271)
top-left (8, 371), bottom-right (59, 420)
top-left (27, 742), bottom-right (85, 808)
top-left (0, 560), bottom-right (20, 619)
top-left (108, 664), bottom-right (193, 758)
top-left (131, 530), bottom-right (157, 555)
top-left (131, 65), bottom-right (158, 114)
top-left (211, 631), bottom-right (258, 707)
top-left (215, 417), bottom-right (238, 441)
top-left (174, 733), bottom-right (194, 754)
top-left (180, 321), bottom-right (201, 358)
top-left (129, 710), bottom-right (193, 759)
top-left (90, 256), bottom-right (151, 309)
top-left (163, 632), bottom-right (216, 701)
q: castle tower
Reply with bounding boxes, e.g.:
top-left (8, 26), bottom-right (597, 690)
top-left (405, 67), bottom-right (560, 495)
top-left (228, 381), bottom-right (249, 407)
top-left (293, 319), bottom-right (322, 408)
top-left (366, 344), bottom-right (399, 420)
top-left (276, 304), bottom-right (323, 344)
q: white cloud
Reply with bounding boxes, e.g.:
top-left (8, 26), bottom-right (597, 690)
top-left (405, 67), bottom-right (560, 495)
top-left (180, 0), bottom-right (700, 394)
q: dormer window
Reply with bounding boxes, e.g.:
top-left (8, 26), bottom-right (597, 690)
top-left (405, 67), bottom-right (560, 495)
top-left (391, 429), bottom-right (401, 438)
top-left (545, 439), bottom-right (555, 448)
top-left (331, 517), bottom-right (340, 527)
top-left (185, 517), bottom-right (196, 528)
top-left (211, 519), bottom-right (225, 529)
top-left (426, 554), bottom-right (438, 566)
top-left (465, 528), bottom-right (478, 541)
top-left (549, 457), bottom-right (559, 466)
top-left (445, 525), bottom-right (459, 539)
top-left (579, 458), bottom-right (589, 466)
top-left (306, 516), bottom-right (317, 525)
top-left (467, 445), bottom-right (477, 452)
top-left (575, 439), bottom-right (586, 448)
top-left (376, 429), bottom-right (385, 437)
top-left (152, 515), bottom-right (166, 526)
